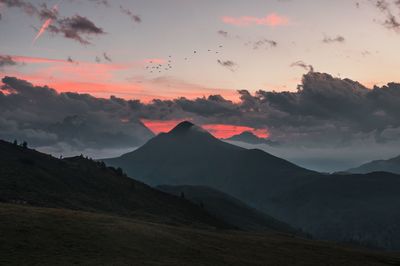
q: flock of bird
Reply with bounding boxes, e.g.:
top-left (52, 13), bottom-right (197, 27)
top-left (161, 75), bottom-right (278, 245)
top-left (144, 45), bottom-right (224, 74)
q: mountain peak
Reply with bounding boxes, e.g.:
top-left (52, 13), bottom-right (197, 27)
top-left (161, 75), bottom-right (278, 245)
top-left (169, 121), bottom-right (195, 134)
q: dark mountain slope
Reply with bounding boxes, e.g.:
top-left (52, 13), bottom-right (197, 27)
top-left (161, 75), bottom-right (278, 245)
top-left (1, 203), bottom-right (399, 266)
top-left (0, 139), bottom-right (226, 228)
top-left (104, 121), bottom-right (400, 250)
top-left (158, 185), bottom-right (298, 234)
top-left (346, 155), bottom-right (400, 174)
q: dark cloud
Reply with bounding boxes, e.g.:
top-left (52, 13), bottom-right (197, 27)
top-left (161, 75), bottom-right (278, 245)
top-left (290, 60), bottom-right (314, 72)
top-left (48, 15), bottom-right (105, 44)
top-left (0, 55), bottom-right (17, 68)
top-left (0, 76), bottom-right (154, 152)
top-left (0, 0), bottom-right (38, 16)
top-left (120, 5), bottom-right (141, 23)
top-left (38, 3), bottom-right (58, 20)
top-left (1, 1), bottom-right (106, 44)
top-left (217, 59), bottom-right (237, 72)
top-left (322, 35), bottom-right (345, 44)
top-left (373, 0), bottom-right (400, 32)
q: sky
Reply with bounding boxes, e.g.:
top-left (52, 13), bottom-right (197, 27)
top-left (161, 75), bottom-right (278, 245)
top-left (1, 0), bottom-right (400, 172)
top-left (1, 0), bottom-right (400, 100)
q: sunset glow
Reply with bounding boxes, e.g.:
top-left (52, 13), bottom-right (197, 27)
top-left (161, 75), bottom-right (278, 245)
top-left (141, 119), bottom-right (269, 139)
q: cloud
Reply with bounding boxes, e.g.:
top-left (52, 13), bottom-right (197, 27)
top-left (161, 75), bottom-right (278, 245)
top-left (126, 72), bottom-right (400, 149)
top-left (322, 35), bottom-right (345, 44)
top-left (32, 3), bottom-right (60, 44)
top-left (290, 60), bottom-right (314, 72)
top-left (0, 55), bottom-right (17, 68)
top-left (0, 0), bottom-right (38, 16)
top-left (48, 15), bottom-right (105, 44)
top-left (1, 1), bottom-right (106, 44)
top-left (0, 76), bottom-right (154, 151)
top-left (222, 13), bottom-right (289, 27)
top-left (120, 5), bottom-right (141, 23)
top-left (372, 0), bottom-right (400, 32)
top-left (217, 59), bottom-right (237, 72)
top-left (3, 73), bottom-right (400, 160)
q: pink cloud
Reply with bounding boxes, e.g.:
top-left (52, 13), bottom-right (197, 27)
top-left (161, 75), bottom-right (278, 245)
top-left (11, 55), bottom-right (68, 64)
top-left (222, 13), bottom-right (289, 27)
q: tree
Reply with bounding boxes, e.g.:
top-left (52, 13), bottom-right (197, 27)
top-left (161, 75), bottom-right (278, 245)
top-left (116, 167), bottom-right (124, 176)
top-left (180, 192), bottom-right (185, 199)
top-left (22, 141), bottom-right (28, 149)
top-left (13, 140), bottom-right (18, 146)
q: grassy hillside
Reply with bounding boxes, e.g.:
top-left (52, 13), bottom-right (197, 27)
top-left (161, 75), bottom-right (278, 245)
top-left (158, 185), bottom-right (298, 234)
top-left (1, 203), bottom-right (399, 266)
top-left (0, 140), bottom-right (226, 228)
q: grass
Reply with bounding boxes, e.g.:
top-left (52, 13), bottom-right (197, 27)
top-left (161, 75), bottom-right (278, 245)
top-left (1, 203), bottom-right (399, 266)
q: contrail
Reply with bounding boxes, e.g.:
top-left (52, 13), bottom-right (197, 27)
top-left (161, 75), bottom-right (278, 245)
top-left (32, 0), bottom-right (62, 45)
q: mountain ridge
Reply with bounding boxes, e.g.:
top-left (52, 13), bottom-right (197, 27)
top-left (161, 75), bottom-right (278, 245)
top-left (346, 155), bottom-right (400, 174)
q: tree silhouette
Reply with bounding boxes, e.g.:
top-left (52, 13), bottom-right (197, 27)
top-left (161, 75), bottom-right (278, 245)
top-left (116, 167), bottom-right (124, 176)
top-left (22, 141), bottom-right (28, 149)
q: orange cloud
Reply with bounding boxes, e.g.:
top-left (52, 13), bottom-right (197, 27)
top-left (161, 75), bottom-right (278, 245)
top-left (222, 13), bottom-right (289, 27)
top-left (141, 119), bottom-right (269, 139)
top-left (202, 124), bottom-right (269, 139)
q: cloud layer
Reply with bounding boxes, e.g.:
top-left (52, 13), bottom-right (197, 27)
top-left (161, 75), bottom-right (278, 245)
top-left (2, 72), bottom-right (400, 162)
top-left (0, 76), bottom-right (154, 152)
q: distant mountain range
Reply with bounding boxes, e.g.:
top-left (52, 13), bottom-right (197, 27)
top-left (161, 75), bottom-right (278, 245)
top-left (105, 121), bottom-right (400, 250)
top-left (346, 155), bottom-right (400, 174)
top-left (223, 131), bottom-right (279, 145)
top-left (158, 185), bottom-right (297, 234)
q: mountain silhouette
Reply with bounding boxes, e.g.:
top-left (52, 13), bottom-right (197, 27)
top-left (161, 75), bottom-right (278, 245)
top-left (105, 121), bottom-right (400, 250)
top-left (224, 131), bottom-right (279, 145)
top-left (346, 155), bottom-right (400, 174)
top-left (104, 121), bottom-right (315, 199)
